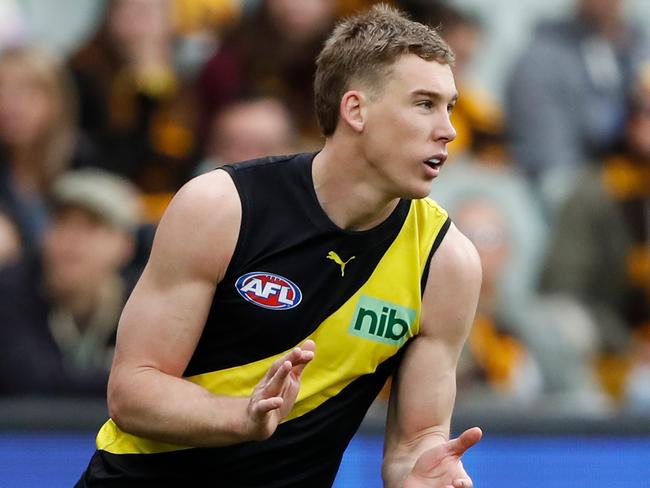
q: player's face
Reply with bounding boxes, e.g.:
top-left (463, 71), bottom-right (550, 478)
top-left (361, 54), bottom-right (457, 199)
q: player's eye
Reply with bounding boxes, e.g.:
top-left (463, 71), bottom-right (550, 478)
top-left (417, 100), bottom-right (433, 110)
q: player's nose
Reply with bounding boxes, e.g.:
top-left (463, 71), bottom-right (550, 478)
top-left (433, 113), bottom-right (456, 143)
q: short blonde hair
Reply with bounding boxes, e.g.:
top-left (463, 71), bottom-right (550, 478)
top-left (314, 4), bottom-right (454, 136)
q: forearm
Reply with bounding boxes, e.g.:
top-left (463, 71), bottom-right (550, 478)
top-left (382, 228), bottom-right (481, 487)
top-left (108, 366), bottom-right (252, 447)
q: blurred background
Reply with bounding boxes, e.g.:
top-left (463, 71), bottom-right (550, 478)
top-left (0, 0), bottom-right (649, 486)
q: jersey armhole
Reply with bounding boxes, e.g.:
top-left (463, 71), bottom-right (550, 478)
top-left (217, 165), bottom-right (248, 280)
top-left (420, 216), bottom-right (451, 295)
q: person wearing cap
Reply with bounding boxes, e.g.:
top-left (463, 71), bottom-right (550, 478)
top-left (0, 168), bottom-right (141, 396)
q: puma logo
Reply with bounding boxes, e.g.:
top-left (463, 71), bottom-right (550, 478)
top-left (326, 251), bottom-right (355, 277)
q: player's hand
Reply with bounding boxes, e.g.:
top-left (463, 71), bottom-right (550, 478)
top-left (403, 427), bottom-right (482, 488)
top-left (245, 340), bottom-right (316, 441)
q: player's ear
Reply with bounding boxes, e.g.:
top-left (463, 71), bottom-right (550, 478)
top-left (339, 90), bottom-right (367, 133)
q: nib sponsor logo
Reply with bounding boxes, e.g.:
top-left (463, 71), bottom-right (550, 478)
top-left (348, 295), bottom-right (416, 345)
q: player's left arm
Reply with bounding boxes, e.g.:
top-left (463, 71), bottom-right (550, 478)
top-left (382, 223), bottom-right (482, 488)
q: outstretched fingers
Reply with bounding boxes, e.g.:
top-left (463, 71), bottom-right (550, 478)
top-left (263, 360), bottom-right (292, 397)
top-left (268, 341), bottom-right (315, 377)
top-left (451, 478), bottom-right (473, 488)
top-left (443, 478), bottom-right (473, 488)
top-left (258, 341), bottom-right (316, 402)
top-left (265, 348), bottom-right (300, 380)
top-left (299, 339), bottom-right (316, 353)
top-left (262, 341), bottom-right (316, 393)
top-left (291, 340), bottom-right (316, 376)
top-left (250, 396), bottom-right (284, 417)
top-left (447, 427), bottom-right (483, 457)
top-left (273, 341), bottom-right (315, 371)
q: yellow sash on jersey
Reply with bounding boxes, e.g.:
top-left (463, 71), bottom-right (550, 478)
top-left (97, 198), bottom-right (448, 454)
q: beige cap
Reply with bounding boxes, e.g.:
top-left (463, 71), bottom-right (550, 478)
top-left (50, 168), bottom-right (142, 231)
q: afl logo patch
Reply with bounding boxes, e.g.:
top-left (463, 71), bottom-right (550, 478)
top-left (235, 272), bottom-right (302, 310)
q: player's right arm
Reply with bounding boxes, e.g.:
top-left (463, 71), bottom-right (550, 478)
top-left (106, 169), bottom-right (314, 447)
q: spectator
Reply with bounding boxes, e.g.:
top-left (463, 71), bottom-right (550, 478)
top-left (542, 69), bottom-right (650, 404)
top-left (68, 0), bottom-right (199, 193)
top-left (453, 197), bottom-right (543, 404)
top-left (0, 0), bottom-right (26, 49)
top-left (0, 46), bottom-right (91, 255)
top-left (431, 163), bottom-right (609, 413)
top-left (506, 0), bottom-right (648, 204)
top-left (433, 4), bottom-right (505, 164)
top-left (625, 333), bottom-right (650, 413)
top-left (172, 0), bottom-right (243, 77)
top-left (198, 0), bottom-right (336, 148)
top-left (0, 208), bottom-right (21, 266)
top-left (196, 95), bottom-right (296, 173)
top-left (0, 169), bottom-right (141, 396)
top-left (336, 0), bottom-right (388, 17)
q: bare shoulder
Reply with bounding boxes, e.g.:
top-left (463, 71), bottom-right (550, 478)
top-left (164, 169), bottom-right (240, 221)
top-left (428, 223), bottom-right (481, 284)
top-left (149, 169), bottom-right (242, 284)
top-left (420, 223), bottom-right (482, 339)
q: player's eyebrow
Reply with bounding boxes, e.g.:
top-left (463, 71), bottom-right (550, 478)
top-left (411, 89), bottom-right (459, 104)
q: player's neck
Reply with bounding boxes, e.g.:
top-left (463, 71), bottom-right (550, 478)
top-left (312, 141), bottom-right (400, 232)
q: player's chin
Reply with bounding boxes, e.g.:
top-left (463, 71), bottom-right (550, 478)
top-left (407, 180), bottom-right (435, 199)
top-left (392, 174), bottom-right (434, 199)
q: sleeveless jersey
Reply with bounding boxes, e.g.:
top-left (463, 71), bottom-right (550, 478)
top-left (78, 152), bottom-right (451, 487)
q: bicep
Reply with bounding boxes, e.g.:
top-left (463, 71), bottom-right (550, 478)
top-left (386, 225), bottom-right (481, 446)
top-left (113, 264), bottom-right (216, 377)
top-left (110, 170), bottom-right (241, 378)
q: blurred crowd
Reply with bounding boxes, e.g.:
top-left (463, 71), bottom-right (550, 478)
top-left (0, 0), bottom-right (648, 418)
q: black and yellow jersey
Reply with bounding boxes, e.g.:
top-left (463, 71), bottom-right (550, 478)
top-left (78, 152), bottom-right (450, 487)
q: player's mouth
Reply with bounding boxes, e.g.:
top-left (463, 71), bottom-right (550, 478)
top-left (423, 154), bottom-right (447, 174)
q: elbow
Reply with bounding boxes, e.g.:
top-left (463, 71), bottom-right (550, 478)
top-left (106, 372), bottom-right (136, 433)
top-left (106, 376), bottom-right (125, 427)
